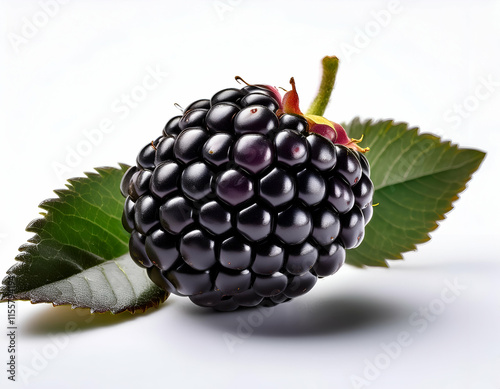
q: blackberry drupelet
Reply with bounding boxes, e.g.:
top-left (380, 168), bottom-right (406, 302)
top-left (121, 77), bottom-right (373, 311)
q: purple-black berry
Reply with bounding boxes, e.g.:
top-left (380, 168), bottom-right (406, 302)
top-left (121, 78), bottom-right (373, 311)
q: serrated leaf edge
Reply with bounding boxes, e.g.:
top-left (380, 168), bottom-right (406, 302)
top-left (0, 164), bottom-right (169, 314)
top-left (344, 117), bottom-right (486, 268)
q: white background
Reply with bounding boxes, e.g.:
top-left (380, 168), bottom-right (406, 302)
top-left (0, 1), bottom-right (499, 388)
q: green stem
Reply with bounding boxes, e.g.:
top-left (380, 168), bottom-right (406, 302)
top-left (306, 56), bottom-right (339, 116)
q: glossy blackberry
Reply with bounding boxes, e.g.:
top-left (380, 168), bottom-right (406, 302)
top-left (206, 103), bottom-right (240, 133)
top-left (275, 205), bottom-right (312, 245)
top-left (121, 82), bottom-right (374, 311)
top-left (202, 133), bottom-right (232, 167)
top-left (178, 109), bottom-right (207, 131)
top-left (180, 162), bottom-right (213, 202)
top-left (240, 93), bottom-right (280, 111)
top-left (154, 136), bottom-right (175, 165)
top-left (163, 116), bottom-right (182, 137)
top-left (279, 114), bottom-right (309, 134)
top-left (180, 229), bottom-right (216, 271)
top-left (233, 134), bottom-right (274, 174)
top-left (185, 99), bottom-right (211, 111)
top-left (215, 169), bottom-right (254, 206)
top-left (237, 203), bottom-right (272, 242)
top-left (160, 196), bottom-right (194, 234)
top-left (150, 162), bottom-right (181, 199)
top-left (136, 143), bottom-right (156, 170)
top-left (199, 201), bottom-right (231, 235)
top-left (145, 228), bottom-right (179, 271)
top-left (174, 128), bottom-right (209, 164)
top-left (259, 167), bottom-right (295, 207)
top-left (234, 106), bottom-right (279, 135)
top-left (211, 88), bottom-right (245, 105)
top-left (275, 130), bottom-right (309, 166)
top-left (219, 237), bottom-right (252, 270)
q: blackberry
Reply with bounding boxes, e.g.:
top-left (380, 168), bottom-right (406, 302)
top-left (121, 77), bottom-right (373, 311)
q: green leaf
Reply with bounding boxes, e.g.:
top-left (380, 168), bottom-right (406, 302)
top-left (0, 165), bottom-right (168, 313)
top-left (344, 118), bottom-right (486, 267)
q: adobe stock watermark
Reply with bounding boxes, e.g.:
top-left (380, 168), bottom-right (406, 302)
top-left (384, 135), bottom-right (435, 189)
top-left (350, 278), bottom-right (467, 388)
top-left (339, 0), bottom-right (402, 63)
top-left (443, 74), bottom-right (500, 129)
top-left (8, 0), bottom-right (71, 54)
top-left (5, 279), bottom-right (17, 382)
top-left (213, 0), bottom-right (243, 21)
top-left (222, 304), bottom-right (276, 353)
top-left (51, 64), bottom-right (168, 180)
top-left (18, 309), bottom-right (96, 384)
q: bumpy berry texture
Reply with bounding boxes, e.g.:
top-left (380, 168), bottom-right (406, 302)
top-left (121, 81), bottom-right (374, 311)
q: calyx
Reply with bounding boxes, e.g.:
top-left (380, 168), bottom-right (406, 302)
top-left (235, 76), bottom-right (369, 152)
top-left (278, 78), bottom-right (369, 153)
